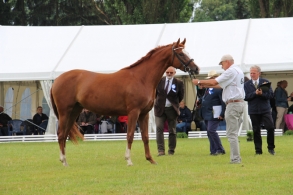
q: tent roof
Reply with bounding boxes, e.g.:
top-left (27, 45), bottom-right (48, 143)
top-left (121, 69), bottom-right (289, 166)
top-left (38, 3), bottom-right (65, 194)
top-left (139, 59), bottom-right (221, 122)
top-left (1, 17), bottom-right (293, 81)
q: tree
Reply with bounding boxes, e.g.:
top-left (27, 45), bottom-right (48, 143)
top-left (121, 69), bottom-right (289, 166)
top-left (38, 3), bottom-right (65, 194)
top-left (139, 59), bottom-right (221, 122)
top-left (3, 0), bottom-right (192, 26)
top-left (249, 0), bottom-right (293, 18)
top-left (0, 0), bottom-right (14, 25)
top-left (7, 0), bottom-right (110, 26)
top-left (99, 0), bottom-right (191, 24)
top-left (192, 0), bottom-right (250, 22)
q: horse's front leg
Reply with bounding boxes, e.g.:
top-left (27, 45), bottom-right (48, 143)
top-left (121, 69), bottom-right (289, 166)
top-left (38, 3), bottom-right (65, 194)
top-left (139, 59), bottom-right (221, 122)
top-left (138, 113), bottom-right (157, 165)
top-left (125, 129), bottom-right (134, 166)
top-left (124, 112), bottom-right (140, 166)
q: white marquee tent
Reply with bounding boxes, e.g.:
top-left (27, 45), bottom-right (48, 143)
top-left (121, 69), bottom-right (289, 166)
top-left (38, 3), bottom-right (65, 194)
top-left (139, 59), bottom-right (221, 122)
top-left (1, 17), bottom-right (293, 134)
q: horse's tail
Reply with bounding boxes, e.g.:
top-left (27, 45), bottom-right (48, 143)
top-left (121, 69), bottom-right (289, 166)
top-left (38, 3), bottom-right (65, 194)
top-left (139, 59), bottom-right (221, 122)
top-left (50, 87), bottom-right (59, 119)
top-left (68, 123), bottom-right (84, 143)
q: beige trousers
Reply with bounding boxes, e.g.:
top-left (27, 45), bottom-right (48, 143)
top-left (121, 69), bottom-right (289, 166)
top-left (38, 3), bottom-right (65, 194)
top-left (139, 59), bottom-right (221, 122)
top-left (275, 107), bottom-right (288, 131)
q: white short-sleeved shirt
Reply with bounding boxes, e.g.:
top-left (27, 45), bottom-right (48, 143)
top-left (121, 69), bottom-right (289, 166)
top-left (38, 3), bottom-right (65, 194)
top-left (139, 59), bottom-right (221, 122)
top-left (215, 64), bottom-right (245, 103)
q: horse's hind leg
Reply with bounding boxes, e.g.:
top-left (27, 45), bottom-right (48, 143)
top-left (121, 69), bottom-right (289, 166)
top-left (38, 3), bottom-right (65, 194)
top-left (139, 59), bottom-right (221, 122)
top-left (58, 129), bottom-right (68, 166)
top-left (138, 113), bottom-right (156, 165)
top-left (58, 104), bottom-right (83, 166)
top-left (57, 115), bottom-right (69, 166)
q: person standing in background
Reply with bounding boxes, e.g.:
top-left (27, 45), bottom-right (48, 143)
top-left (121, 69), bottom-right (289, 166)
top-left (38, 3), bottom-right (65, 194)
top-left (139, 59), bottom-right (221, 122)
top-left (200, 70), bottom-right (226, 156)
top-left (275, 80), bottom-right (290, 132)
top-left (244, 65), bottom-right (275, 155)
top-left (155, 66), bottom-right (184, 156)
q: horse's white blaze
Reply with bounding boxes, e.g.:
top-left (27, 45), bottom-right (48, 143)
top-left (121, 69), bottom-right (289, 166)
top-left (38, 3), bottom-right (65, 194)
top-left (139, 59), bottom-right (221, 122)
top-left (125, 146), bottom-right (133, 166)
top-left (183, 49), bottom-right (191, 58)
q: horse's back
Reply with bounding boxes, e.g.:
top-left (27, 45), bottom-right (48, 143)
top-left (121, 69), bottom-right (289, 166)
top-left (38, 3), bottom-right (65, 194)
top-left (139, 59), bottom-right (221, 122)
top-left (52, 69), bottom-right (152, 115)
top-left (52, 69), bottom-right (123, 112)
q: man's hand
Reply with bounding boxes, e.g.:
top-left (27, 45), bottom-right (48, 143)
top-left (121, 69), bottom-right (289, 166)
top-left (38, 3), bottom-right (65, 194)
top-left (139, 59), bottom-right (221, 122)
top-left (192, 79), bottom-right (200, 86)
top-left (256, 88), bottom-right (262, 95)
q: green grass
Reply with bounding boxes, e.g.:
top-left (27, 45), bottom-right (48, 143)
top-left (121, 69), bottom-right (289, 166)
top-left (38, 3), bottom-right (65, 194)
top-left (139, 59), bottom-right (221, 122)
top-left (1, 136), bottom-right (293, 195)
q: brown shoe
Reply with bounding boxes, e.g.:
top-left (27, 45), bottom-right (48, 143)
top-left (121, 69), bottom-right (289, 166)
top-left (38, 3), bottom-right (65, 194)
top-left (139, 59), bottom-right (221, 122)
top-left (157, 152), bottom-right (165, 156)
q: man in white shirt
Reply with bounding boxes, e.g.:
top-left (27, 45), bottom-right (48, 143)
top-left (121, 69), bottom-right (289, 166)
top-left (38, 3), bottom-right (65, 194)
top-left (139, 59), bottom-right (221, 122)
top-left (192, 54), bottom-right (245, 164)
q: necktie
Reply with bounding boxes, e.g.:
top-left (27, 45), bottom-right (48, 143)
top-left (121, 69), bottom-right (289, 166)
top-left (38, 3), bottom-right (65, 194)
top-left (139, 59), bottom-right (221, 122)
top-left (165, 79), bottom-right (170, 94)
top-left (254, 81), bottom-right (258, 89)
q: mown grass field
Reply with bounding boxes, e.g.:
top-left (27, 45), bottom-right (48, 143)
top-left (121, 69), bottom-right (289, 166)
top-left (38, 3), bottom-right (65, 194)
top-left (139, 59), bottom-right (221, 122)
top-left (1, 136), bottom-right (293, 195)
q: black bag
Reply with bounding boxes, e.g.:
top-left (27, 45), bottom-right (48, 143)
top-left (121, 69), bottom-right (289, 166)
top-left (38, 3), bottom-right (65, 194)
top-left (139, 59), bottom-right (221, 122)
top-left (191, 108), bottom-right (202, 122)
top-left (191, 85), bottom-right (203, 122)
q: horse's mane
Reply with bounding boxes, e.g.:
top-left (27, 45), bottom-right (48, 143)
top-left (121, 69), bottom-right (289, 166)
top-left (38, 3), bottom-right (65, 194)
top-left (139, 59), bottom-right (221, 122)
top-left (122, 43), bottom-right (174, 70)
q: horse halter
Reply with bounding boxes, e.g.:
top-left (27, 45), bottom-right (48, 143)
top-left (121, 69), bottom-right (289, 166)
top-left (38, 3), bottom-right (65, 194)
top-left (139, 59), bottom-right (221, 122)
top-left (171, 45), bottom-right (196, 79)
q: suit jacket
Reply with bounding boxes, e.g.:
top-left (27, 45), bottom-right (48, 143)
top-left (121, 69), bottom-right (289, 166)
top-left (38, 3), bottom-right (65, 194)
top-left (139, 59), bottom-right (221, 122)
top-left (201, 88), bottom-right (226, 121)
top-left (244, 78), bottom-right (273, 114)
top-left (154, 77), bottom-right (184, 117)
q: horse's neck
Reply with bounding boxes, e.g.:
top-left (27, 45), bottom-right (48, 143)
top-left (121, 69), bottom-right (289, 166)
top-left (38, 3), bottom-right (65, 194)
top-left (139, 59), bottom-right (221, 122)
top-left (136, 49), bottom-right (171, 88)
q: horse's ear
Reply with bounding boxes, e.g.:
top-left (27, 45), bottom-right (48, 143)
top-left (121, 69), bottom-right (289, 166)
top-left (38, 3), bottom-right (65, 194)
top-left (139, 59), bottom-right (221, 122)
top-left (181, 38), bottom-right (186, 45)
top-left (176, 38), bottom-right (180, 46)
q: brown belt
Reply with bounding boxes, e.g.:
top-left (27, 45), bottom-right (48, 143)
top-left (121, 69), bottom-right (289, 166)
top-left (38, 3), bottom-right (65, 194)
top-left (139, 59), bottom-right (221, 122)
top-left (226, 99), bottom-right (243, 105)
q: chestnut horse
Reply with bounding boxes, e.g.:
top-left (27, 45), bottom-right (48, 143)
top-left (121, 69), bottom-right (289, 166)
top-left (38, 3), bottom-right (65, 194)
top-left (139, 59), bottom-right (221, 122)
top-left (50, 38), bottom-right (199, 166)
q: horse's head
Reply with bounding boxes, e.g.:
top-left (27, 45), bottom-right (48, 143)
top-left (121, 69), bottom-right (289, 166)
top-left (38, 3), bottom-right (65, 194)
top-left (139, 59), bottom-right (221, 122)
top-left (171, 38), bottom-right (200, 77)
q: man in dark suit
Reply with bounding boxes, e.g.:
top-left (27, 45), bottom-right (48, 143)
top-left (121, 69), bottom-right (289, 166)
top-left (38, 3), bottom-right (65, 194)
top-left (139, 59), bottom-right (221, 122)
top-left (154, 66), bottom-right (184, 156)
top-left (200, 70), bottom-right (226, 155)
top-left (244, 65), bottom-right (275, 155)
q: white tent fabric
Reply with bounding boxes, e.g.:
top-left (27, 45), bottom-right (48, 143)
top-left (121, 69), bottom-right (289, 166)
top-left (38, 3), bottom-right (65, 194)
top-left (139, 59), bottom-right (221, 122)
top-left (40, 80), bottom-right (56, 135)
top-left (1, 18), bottom-right (293, 81)
top-left (1, 18), bottom-right (293, 134)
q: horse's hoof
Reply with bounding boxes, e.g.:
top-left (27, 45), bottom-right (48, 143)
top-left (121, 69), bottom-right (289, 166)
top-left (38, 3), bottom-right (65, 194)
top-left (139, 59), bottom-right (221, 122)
top-left (60, 159), bottom-right (68, 166)
top-left (150, 160), bottom-right (157, 165)
top-left (147, 158), bottom-right (157, 165)
top-left (63, 162), bottom-right (68, 167)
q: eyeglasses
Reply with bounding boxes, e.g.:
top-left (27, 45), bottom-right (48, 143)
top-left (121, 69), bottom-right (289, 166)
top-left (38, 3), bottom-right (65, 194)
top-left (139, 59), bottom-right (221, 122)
top-left (166, 72), bottom-right (174, 74)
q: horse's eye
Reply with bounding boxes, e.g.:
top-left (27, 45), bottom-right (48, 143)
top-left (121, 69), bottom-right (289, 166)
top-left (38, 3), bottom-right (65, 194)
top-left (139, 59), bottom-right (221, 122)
top-left (179, 53), bottom-right (184, 56)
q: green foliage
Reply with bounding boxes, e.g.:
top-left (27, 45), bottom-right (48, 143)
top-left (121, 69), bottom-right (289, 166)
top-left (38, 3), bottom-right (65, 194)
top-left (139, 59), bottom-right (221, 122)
top-left (284, 130), bottom-right (293, 135)
top-left (104, 0), bottom-right (191, 24)
top-left (1, 137), bottom-right (293, 194)
top-left (193, 0), bottom-right (251, 22)
top-left (246, 130), bottom-right (253, 138)
top-left (1, 0), bottom-right (293, 26)
top-left (248, 0), bottom-right (293, 18)
top-left (177, 132), bottom-right (188, 138)
top-left (0, 0), bottom-right (14, 25)
top-left (1, 0), bottom-right (191, 25)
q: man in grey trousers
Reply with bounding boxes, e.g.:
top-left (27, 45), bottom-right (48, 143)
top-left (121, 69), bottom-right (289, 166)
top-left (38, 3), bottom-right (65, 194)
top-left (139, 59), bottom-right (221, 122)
top-left (192, 54), bottom-right (245, 164)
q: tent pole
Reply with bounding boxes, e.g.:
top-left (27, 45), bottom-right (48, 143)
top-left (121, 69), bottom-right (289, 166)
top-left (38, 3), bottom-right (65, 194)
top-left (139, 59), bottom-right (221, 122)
top-left (240, 18), bottom-right (252, 73)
